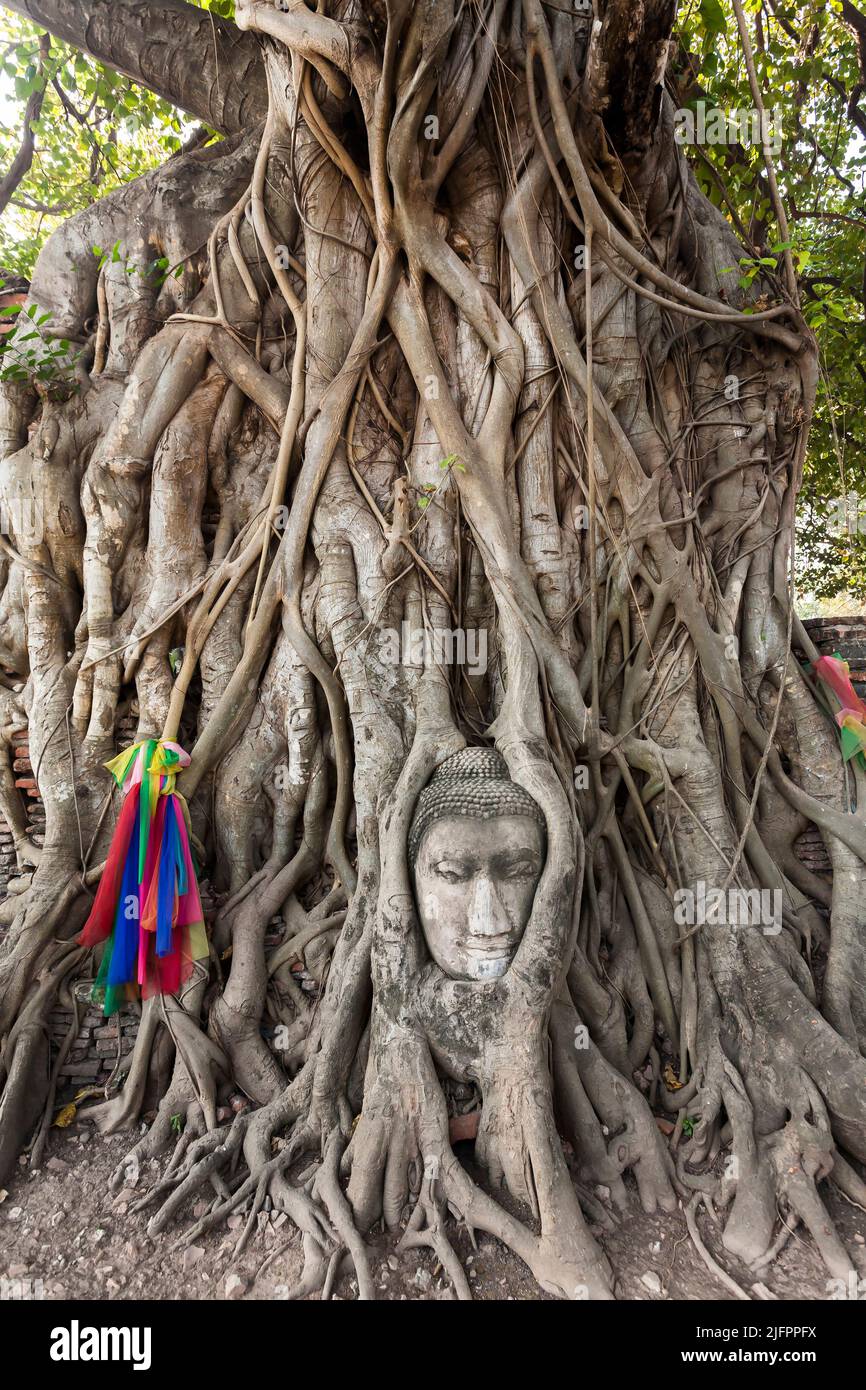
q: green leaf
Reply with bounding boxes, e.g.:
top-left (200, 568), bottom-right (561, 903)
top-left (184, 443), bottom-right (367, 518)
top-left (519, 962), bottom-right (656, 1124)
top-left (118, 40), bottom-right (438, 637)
top-left (698, 0), bottom-right (727, 36)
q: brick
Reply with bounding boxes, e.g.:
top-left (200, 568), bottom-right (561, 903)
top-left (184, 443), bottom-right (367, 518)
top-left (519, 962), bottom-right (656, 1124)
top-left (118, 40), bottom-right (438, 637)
top-left (449, 1111), bottom-right (480, 1144)
top-left (14, 777), bottom-right (36, 791)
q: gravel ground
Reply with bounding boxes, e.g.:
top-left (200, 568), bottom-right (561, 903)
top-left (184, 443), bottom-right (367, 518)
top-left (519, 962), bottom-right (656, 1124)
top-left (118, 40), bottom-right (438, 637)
top-left (2, 1117), bottom-right (864, 1302)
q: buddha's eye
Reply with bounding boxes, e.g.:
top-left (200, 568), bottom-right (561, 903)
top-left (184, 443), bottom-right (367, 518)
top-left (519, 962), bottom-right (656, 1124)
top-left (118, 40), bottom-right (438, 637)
top-left (499, 857), bottom-right (538, 880)
top-left (433, 860), bottom-right (471, 883)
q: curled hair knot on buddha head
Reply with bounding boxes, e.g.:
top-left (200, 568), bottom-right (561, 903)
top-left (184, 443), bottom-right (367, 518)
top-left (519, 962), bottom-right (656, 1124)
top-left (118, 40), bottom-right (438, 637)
top-left (408, 746), bottom-right (546, 867)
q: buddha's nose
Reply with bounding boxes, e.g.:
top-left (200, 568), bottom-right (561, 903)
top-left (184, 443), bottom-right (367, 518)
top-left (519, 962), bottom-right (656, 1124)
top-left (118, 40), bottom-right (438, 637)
top-left (467, 874), bottom-right (510, 937)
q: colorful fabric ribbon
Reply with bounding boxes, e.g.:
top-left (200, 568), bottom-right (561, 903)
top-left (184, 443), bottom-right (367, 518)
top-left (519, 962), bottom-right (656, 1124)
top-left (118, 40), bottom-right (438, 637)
top-left (79, 740), bottom-right (208, 1015)
top-left (812, 654), bottom-right (866, 767)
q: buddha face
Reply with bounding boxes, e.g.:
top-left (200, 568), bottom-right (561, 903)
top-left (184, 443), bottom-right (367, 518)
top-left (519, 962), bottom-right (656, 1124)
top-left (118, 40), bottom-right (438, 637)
top-left (412, 814), bottom-right (545, 981)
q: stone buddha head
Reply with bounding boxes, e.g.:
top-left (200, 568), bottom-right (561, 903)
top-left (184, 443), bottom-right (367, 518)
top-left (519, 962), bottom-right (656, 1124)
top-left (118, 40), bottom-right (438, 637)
top-left (408, 747), bottom-right (546, 982)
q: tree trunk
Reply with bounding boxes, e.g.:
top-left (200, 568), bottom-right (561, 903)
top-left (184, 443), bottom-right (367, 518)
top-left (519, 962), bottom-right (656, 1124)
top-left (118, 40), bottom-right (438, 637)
top-left (1, 0), bottom-right (266, 132)
top-left (1, 0), bottom-right (863, 1300)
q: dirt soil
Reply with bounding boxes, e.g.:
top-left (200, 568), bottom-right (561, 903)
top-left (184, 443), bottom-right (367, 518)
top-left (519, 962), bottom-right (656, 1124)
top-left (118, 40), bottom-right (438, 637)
top-left (2, 1117), bottom-right (865, 1301)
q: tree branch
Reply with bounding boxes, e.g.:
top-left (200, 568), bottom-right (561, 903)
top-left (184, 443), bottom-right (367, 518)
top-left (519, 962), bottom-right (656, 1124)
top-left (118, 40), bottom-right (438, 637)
top-left (0, 0), bottom-right (266, 134)
top-left (0, 30), bottom-right (49, 217)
